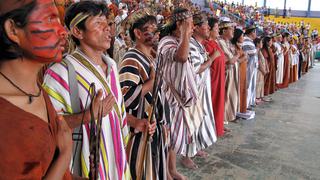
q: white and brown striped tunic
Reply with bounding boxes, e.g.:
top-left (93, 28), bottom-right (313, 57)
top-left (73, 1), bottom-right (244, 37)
top-left (158, 36), bottom-right (202, 156)
top-left (185, 37), bottom-right (217, 156)
top-left (219, 38), bottom-right (240, 122)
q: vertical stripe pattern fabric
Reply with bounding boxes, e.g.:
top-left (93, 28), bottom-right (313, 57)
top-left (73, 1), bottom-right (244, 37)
top-left (219, 39), bottom-right (239, 122)
top-left (157, 36), bottom-right (201, 156)
top-left (186, 38), bottom-right (217, 156)
top-left (43, 49), bottom-right (131, 180)
top-left (243, 37), bottom-right (258, 107)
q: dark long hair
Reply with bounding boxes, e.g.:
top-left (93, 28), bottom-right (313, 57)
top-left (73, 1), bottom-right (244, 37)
top-left (262, 36), bottom-right (272, 58)
top-left (0, 1), bottom-right (36, 62)
top-left (208, 17), bottom-right (218, 30)
top-left (231, 28), bottom-right (243, 47)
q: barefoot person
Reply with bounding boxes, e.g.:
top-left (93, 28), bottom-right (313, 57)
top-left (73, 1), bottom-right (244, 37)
top-left (180, 12), bottom-right (219, 169)
top-left (0, 0), bottom-right (72, 179)
top-left (119, 10), bottom-right (164, 179)
top-left (158, 7), bottom-right (194, 179)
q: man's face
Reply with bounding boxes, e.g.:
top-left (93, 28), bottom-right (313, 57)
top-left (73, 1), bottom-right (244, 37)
top-left (226, 26), bottom-right (234, 39)
top-left (18, 0), bottom-right (67, 63)
top-left (195, 21), bottom-right (210, 39)
top-left (81, 14), bottom-right (111, 52)
top-left (139, 21), bottom-right (159, 47)
top-left (107, 17), bottom-right (116, 37)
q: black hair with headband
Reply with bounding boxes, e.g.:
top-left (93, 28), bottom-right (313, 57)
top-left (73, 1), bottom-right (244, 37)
top-left (64, 1), bottom-right (108, 46)
top-left (159, 7), bottom-right (191, 39)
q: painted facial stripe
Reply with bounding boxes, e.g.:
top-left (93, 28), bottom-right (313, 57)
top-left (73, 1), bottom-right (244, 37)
top-left (31, 29), bottom-right (55, 34)
top-left (33, 39), bottom-right (60, 50)
top-left (29, 21), bottom-right (43, 24)
top-left (34, 51), bottom-right (59, 60)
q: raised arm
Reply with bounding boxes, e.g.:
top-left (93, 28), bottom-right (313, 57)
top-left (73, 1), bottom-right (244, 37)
top-left (174, 17), bottom-right (193, 63)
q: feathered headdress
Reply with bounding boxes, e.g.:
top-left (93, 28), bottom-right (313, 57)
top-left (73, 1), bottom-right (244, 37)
top-left (126, 8), bottom-right (154, 28)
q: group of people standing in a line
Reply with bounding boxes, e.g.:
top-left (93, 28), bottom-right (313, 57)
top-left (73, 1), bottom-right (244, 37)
top-left (0, 0), bottom-right (317, 180)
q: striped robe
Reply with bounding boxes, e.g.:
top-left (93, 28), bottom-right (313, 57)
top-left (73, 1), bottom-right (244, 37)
top-left (119, 48), bottom-right (167, 180)
top-left (157, 36), bottom-right (201, 157)
top-left (43, 49), bottom-right (131, 180)
top-left (219, 38), bottom-right (239, 122)
top-left (243, 37), bottom-right (258, 107)
top-left (187, 38), bottom-right (217, 155)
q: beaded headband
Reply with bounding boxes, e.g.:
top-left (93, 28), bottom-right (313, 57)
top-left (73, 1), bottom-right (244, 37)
top-left (219, 21), bottom-right (236, 29)
top-left (172, 10), bottom-right (193, 22)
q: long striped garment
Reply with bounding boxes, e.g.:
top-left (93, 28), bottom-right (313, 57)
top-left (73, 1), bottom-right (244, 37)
top-left (218, 38), bottom-right (239, 122)
top-left (119, 48), bottom-right (167, 180)
top-left (42, 49), bottom-right (131, 180)
top-left (187, 38), bottom-right (217, 156)
top-left (243, 36), bottom-right (258, 107)
top-left (157, 36), bottom-right (201, 156)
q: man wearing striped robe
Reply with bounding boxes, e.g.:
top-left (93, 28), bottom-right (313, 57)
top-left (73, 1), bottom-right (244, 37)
top-left (43, 1), bottom-right (131, 179)
top-left (179, 13), bottom-right (218, 169)
top-left (118, 13), bottom-right (165, 180)
top-left (243, 25), bottom-right (258, 108)
top-left (157, 8), bottom-right (201, 173)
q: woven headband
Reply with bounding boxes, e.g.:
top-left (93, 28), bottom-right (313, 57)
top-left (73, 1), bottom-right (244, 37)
top-left (219, 22), bottom-right (235, 29)
top-left (69, 12), bottom-right (90, 30)
top-left (172, 11), bottom-right (192, 22)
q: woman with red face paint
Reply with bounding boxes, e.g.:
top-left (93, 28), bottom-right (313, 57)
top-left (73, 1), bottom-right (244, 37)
top-left (0, 0), bottom-right (72, 179)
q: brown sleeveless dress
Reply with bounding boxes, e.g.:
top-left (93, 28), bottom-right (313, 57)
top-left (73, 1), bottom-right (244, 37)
top-left (0, 91), bottom-right (71, 179)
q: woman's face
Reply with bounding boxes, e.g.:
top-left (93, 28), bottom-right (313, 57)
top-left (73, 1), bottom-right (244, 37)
top-left (257, 41), bottom-right (263, 48)
top-left (267, 39), bottom-right (273, 47)
top-left (209, 23), bottom-right (219, 39)
top-left (238, 33), bottom-right (244, 43)
top-left (16, 0), bottom-right (67, 63)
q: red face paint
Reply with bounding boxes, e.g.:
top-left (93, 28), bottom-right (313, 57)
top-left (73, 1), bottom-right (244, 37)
top-left (141, 22), bottom-right (159, 47)
top-left (19, 0), bottom-right (67, 63)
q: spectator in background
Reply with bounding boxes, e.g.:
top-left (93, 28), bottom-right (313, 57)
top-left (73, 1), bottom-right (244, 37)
top-left (108, 0), bottom-right (119, 17)
top-left (115, 6), bottom-right (128, 26)
top-left (156, 9), bottom-right (164, 24)
top-left (113, 24), bottom-right (128, 65)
